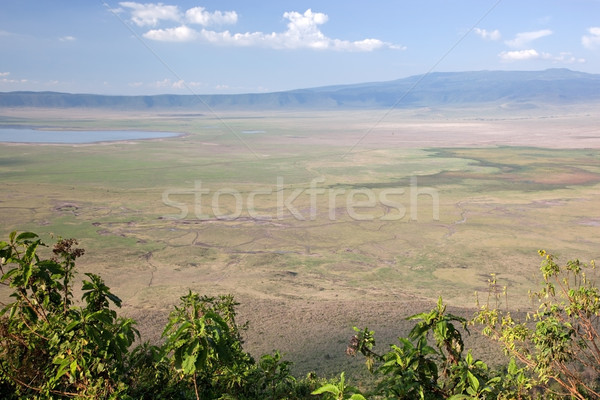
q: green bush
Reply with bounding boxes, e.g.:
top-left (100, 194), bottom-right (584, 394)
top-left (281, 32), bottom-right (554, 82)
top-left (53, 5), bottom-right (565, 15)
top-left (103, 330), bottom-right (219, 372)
top-left (474, 251), bottom-right (600, 399)
top-left (0, 232), bottom-right (136, 399)
top-left (2, 231), bottom-right (600, 399)
top-left (0, 232), bottom-right (321, 400)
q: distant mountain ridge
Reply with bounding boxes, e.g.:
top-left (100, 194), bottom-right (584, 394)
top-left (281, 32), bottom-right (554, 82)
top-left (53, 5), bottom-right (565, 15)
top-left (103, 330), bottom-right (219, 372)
top-left (1, 69), bottom-right (599, 110)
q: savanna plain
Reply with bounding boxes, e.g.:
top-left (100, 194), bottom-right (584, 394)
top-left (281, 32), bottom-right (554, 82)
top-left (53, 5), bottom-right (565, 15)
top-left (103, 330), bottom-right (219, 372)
top-left (1, 105), bottom-right (600, 377)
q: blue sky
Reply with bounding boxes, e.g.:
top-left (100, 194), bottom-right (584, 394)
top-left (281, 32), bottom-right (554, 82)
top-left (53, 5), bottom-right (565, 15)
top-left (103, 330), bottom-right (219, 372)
top-left (1, 0), bottom-right (599, 95)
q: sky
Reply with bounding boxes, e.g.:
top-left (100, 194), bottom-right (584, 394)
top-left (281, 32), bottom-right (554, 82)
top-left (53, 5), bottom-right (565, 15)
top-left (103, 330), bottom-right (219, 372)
top-left (1, 0), bottom-right (599, 95)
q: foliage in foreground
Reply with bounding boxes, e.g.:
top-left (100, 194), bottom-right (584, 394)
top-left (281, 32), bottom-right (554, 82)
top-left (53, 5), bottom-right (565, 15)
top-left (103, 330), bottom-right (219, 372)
top-left (473, 251), bottom-right (600, 399)
top-left (0, 232), bottom-right (322, 399)
top-left (1, 231), bottom-right (599, 399)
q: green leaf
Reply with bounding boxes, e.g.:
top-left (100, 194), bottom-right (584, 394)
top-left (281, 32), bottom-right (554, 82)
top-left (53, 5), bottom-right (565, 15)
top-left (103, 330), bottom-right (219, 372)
top-left (87, 310), bottom-right (114, 325)
top-left (311, 383), bottom-right (339, 395)
top-left (70, 360), bottom-right (78, 377)
top-left (22, 261), bottom-right (33, 286)
top-left (54, 357), bottom-right (71, 381)
top-left (181, 353), bottom-right (197, 375)
top-left (24, 240), bottom-right (39, 262)
top-left (407, 312), bottom-right (429, 321)
top-left (16, 232), bottom-right (38, 242)
top-left (197, 346), bottom-right (208, 370)
top-left (448, 395), bottom-right (469, 400)
top-left (465, 351), bottom-right (473, 365)
top-left (467, 371), bottom-right (479, 392)
top-left (174, 347), bottom-right (185, 370)
top-left (487, 376), bottom-right (502, 385)
top-left (507, 358), bottom-right (518, 375)
top-left (349, 394), bottom-right (367, 400)
top-left (106, 292), bottom-right (122, 308)
top-left (172, 321), bottom-right (192, 340)
top-left (37, 260), bottom-right (64, 275)
top-left (1, 267), bottom-right (20, 282)
top-left (64, 319), bottom-right (80, 332)
top-left (436, 320), bottom-right (448, 339)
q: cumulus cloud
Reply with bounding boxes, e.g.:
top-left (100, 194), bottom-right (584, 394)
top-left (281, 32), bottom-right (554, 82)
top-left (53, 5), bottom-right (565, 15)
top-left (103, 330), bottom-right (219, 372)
top-left (119, 2), bottom-right (181, 27)
top-left (182, 9), bottom-right (389, 50)
top-left (121, 4), bottom-right (398, 51)
top-left (499, 49), bottom-right (585, 64)
top-left (474, 28), bottom-right (501, 41)
top-left (0, 72), bottom-right (10, 77)
top-left (185, 7), bottom-right (237, 26)
top-left (582, 27), bottom-right (600, 49)
top-left (144, 25), bottom-right (197, 41)
top-left (59, 36), bottom-right (76, 42)
top-left (505, 29), bottom-right (552, 48)
top-left (499, 49), bottom-right (544, 61)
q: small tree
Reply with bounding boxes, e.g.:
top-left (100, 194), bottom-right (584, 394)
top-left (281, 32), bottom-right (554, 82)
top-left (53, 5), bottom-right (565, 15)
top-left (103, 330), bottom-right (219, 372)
top-left (343, 298), bottom-right (501, 400)
top-left (160, 292), bottom-right (255, 399)
top-left (474, 251), bottom-right (600, 399)
top-left (0, 232), bottom-right (137, 399)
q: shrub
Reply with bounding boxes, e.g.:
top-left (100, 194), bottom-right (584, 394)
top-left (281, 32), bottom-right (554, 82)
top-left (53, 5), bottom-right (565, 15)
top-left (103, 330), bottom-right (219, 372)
top-left (0, 232), bottom-right (136, 399)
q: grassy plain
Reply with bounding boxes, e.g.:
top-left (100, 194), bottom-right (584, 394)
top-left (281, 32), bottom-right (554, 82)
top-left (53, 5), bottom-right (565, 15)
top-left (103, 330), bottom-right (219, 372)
top-left (1, 105), bottom-right (600, 376)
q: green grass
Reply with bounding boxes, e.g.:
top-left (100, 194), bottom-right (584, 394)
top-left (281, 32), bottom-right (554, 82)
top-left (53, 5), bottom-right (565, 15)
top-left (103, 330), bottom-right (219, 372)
top-left (1, 108), bottom-right (600, 376)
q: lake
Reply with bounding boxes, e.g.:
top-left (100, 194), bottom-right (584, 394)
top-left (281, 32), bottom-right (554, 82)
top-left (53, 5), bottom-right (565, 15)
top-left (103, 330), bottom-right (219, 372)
top-left (0, 128), bottom-right (180, 144)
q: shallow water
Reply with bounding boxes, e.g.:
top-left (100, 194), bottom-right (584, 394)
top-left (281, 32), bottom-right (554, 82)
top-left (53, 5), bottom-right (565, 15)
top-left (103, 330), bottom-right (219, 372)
top-left (0, 128), bottom-right (179, 144)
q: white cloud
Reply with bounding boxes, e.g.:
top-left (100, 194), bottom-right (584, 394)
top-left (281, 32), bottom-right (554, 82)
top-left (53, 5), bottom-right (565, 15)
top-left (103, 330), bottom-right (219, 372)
top-left (119, 2), bottom-right (181, 27)
top-left (0, 72), bottom-right (30, 86)
top-left (474, 28), bottom-right (501, 41)
top-left (552, 52), bottom-right (586, 64)
top-left (582, 27), bottom-right (600, 49)
top-left (189, 29), bottom-right (259, 46)
top-left (505, 29), bottom-right (552, 48)
top-left (147, 78), bottom-right (201, 90)
top-left (172, 79), bottom-right (185, 89)
top-left (185, 7), bottom-right (237, 26)
top-left (59, 36), bottom-right (76, 42)
top-left (144, 25), bottom-right (197, 41)
top-left (499, 49), bottom-right (585, 64)
top-left (499, 49), bottom-right (545, 61)
top-left (153, 78), bottom-right (173, 88)
top-left (1, 78), bottom-right (28, 84)
top-left (141, 8), bottom-right (398, 51)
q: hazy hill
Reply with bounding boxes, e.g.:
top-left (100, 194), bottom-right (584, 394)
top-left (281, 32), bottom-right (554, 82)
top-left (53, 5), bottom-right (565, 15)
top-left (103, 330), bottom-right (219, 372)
top-left (1, 68), bottom-right (599, 110)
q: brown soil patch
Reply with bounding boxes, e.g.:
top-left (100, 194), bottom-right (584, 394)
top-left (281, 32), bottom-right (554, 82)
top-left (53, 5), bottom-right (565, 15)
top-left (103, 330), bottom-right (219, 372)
top-left (532, 170), bottom-right (600, 185)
